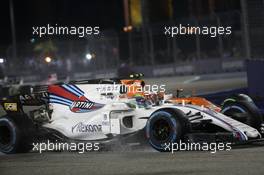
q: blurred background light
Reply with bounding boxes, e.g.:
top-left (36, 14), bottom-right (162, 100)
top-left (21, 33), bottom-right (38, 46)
top-left (0, 58), bottom-right (5, 64)
top-left (45, 56), bottom-right (52, 63)
top-left (85, 53), bottom-right (92, 60)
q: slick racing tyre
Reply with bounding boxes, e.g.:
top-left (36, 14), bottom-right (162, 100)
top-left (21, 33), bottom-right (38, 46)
top-left (221, 94), bottom-right (262, 130)
top-left (0, 115), bottom-right (34, 154)
top-left (146, 109), bottom-right (189, 152)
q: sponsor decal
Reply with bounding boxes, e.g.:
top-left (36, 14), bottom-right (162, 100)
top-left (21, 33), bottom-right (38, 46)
top-left (48, 84), bottom-right (104, 113)
top-left (96, 84), bottom-right (120, 92)
top-left (70, 101), bottom-right (94, 112)
top-left (72, 122), bottom-right (102, 133)
top-left (4, 103), bottom-right (17, 111)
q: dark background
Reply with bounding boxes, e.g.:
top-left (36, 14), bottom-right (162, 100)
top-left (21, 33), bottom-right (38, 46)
top-left (0, 0), bottom-right (240, 46)
top-left (0, 0), bottom-right (124, 45)
top-left (0, 0), bottom-right (263, 82)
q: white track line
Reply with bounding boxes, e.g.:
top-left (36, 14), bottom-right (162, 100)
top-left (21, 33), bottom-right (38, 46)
top-left (183, 76), bottom-right (200, 84)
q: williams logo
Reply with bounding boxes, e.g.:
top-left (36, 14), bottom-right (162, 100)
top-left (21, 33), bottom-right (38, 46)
top-left (72, 122), bottom-right (102, 133)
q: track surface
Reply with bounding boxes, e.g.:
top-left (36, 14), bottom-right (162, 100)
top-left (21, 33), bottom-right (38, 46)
top-left (2, 72), bottom-right (263, 175)
top-left (145, 72), bottom-right (247, 95)
top-left (1, 146), bottom-right (264, 175)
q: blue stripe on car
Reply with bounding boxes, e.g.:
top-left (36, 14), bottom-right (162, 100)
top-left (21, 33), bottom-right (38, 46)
top-left (50, 99), bottom-right (72, 106)
top-left (62, 84), bottom-right (82, 97)
top-left (69, 84), bottom-right (84, 95)
top-left (50, 94), bottom-right (73, 104)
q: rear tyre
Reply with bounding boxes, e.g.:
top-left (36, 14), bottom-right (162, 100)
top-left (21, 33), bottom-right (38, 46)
top-left (221, 94), bottom-right (262, 130)
top-left (0, 115), bottom-right (34, 154)
top-left (146, 109), bottom-right (189, 152)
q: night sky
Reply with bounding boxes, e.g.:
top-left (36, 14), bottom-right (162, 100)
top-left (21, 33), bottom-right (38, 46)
top-left (0, 0), bottom-right (241, 54)
top-left (0, 0), bottom-right (124, 46)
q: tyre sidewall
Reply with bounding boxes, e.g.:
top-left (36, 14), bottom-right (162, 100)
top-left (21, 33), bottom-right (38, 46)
top-left (146, 111), bottom-right (181, 151)
top-left (0, 117), bottom-right (21, 154)
top-left (0, 115), bottom-right (34, 154)
top-left (222, 101), bottom-right (262, 129)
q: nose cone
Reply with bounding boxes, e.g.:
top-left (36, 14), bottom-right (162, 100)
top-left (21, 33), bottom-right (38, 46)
top-left (245, 129), bottom-right (261, 138)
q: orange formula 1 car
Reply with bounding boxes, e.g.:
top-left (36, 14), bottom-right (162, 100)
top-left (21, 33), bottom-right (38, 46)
top-left (120, 75), bottom-right (220, 112)
top-left (119, 75), bottom-right (262, 130)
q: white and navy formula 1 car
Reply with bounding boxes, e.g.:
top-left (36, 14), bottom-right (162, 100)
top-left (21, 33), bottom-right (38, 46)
top-left (0, 78), bottom-right (263, 153)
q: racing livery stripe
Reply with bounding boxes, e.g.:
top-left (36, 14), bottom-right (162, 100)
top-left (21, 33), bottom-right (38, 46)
top-left (49, 99), bottom-right (72, 106)
top-left (49, 98), bottom-right (72, 105)
top-left (49, 94), bottom-right (73, 104)
top-left (48, 84), bottom-right (104, 113)
top-left (48, 85), bottom-right (80, 101)
top-left (62, 84), bottom-right (83, 97)
top-left (68, 84), bottom-right (84, 96)
top-left (68, 84), bottom-right (84, 94)
top-left (49, 93), bottom-right (76, 103)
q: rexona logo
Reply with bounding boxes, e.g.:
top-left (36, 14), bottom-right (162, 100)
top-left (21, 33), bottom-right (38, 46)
top-left (72, 122), bottom-right (102, 133)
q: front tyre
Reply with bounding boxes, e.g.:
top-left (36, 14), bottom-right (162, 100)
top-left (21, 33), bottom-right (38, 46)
top-left (221, 94), bottom-right (262, 130)
top-left (146, 109), bottom-right (188, 152)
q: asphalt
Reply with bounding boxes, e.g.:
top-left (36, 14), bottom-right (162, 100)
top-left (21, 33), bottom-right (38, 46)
top-left (144, 72), bottom-right (247, 95)
top-left (1, 71), bottom-right (262, 175)
top-left (1, 146), bottom-right (264, 175)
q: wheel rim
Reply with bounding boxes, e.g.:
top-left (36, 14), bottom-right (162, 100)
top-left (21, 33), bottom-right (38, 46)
top-left (152, 119), bottom-right (171, 142)
top-left (222, 105), bottom-right (246, 115)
